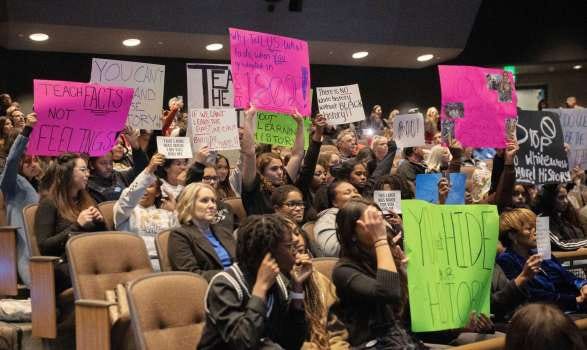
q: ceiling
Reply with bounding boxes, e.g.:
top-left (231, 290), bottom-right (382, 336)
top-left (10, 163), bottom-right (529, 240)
top-left (0, 0), bottom-right (482, 68)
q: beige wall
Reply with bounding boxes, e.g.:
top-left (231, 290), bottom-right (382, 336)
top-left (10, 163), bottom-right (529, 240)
top-left (517, 70), bottom-right (587, 109)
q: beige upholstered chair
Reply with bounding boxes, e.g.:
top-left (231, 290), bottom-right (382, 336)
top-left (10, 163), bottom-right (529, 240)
top-left (66, 231), bottom-right (153, 350)
top-left (312, 257), bottom-right (338, 281)
top-left (97, 200), bottom-right (116, 231)
top-left (127, 272), bottom-right (208, 350)
top-left (155, 230), bottom-right (172, 272)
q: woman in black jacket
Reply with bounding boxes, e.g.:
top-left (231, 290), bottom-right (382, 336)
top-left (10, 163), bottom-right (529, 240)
top-left (168, 182), bottom-right (236, 281)
top-left (198, 214), bottom-right (312, 350)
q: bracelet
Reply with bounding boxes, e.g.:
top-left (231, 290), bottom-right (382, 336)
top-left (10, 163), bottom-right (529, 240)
top-left (374, 240), bottom-right (388, 248)
top-left (289, 291), bottom-right (305, 300)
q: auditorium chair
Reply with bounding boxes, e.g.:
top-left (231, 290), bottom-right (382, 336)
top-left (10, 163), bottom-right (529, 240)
top-left (127, 272), bottom-right (208, 350)
top-left (66, 232), bottom-right (154, 350)
top-left (23, 203), bottom-right (75, 339)
top-left (155, 229), bottom-right (172, 272)
top-left (312, 257), bottom-right (338, 281)
top-left (0, 192), bottom-right (19, 296)
top-left (97, 200), bottom-right (116, 231)
top-left (223, 197), bottom-right (246, 223)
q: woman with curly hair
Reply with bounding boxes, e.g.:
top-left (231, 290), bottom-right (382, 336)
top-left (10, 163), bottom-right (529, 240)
top-left (198, 214), bottom-right (312, 350)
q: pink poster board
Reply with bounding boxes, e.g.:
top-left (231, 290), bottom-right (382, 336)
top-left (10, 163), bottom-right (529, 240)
top-left (28, 79), bottom-right (133, 156)
top-left (229, 28), bottom-right (311, 116)
top-left (438, 65), bottom-right (518, 148)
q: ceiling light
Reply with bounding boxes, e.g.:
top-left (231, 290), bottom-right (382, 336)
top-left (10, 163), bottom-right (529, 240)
top-left (573, 65), bottom-right (583, 70)
top-left (417, 54), bottom-right (434, 62)
top-left (122, 38), bottom-right (141, 47)
top-left (352, 51), bottom-right (368, 59)
top-left (206, 43), bottom-right (223, 51)
top-left (29, 33), bottom-right (49, 42)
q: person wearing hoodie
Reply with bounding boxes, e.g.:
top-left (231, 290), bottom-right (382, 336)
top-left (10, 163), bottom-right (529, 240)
top-left (113, 153), bottom-right (178, 271)
top-left (313, 181), bottom-right (361, 257)
top-left (0, 112), bottom-right (39, 286)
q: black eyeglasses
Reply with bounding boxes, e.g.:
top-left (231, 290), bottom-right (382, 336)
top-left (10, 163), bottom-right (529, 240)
top-left (283, 201), bottom-right (305, 208)
top-left (202, 176), bottom-right (219, 182)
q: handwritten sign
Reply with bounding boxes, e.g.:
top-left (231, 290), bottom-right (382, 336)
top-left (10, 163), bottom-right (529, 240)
top-left (316, 84), bottom-right (365, 125)
top-left (255, 112), bottom-right (312, 149)
top-left (514, 110), bottom-right (570, 184)
top-left (90, 58), bottom-right (165, 130)
top-left (374, 190), bottom-right (402, 214)
top-left (28, 80), bottom-right (133, 157)
top-left (547, 108), bottom-right (587, 169)
top-left (189, 108), bottom-right (240, 151)
top-left (156, 136), bottom-right (192, 159)
top-left (229, 28), bottom-right (310, 116)
top-left (536, 216), bottom-right (551, 260)
top-left (186, 63), bottom-right (233, 110)
top-left (393, 113), bottom-right (425, 148)
top-left (402, 200), bottom-right (498, 331)
top-left (439, 65), bottom-right (517, 148)
top-left (415, 173), bottom-right (466, 204)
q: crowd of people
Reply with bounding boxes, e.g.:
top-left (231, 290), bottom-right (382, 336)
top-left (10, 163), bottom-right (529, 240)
top-left (0, 91), bottom-right (586, 349)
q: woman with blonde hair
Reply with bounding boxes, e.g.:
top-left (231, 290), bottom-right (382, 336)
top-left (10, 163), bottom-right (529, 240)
top-left (426, 145), bottom-right (452, 173)
top-left (168, 182), bottom-right (236, 281)
top-left (424, 107), bottom-right (440, 144)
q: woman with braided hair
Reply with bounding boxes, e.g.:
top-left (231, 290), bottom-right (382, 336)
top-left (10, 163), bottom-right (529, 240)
top-left (198, 214), bottom-right (312, 350)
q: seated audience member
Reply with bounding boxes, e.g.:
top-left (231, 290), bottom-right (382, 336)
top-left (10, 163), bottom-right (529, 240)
top-left (113, 153), bottom-right (178, 271)
top-left (0, 93), bottom-right (12, 116)
top-left (537, 183), bottom-right (587, 250)
top-left (424, 107), bottom-right (440, 144)
top-left (156, 158), bottom-right (188, 200)
top-left (168, 183), bottom-right (235, 281)
top-left (360, 105), bottom-right (386, 137)
top-left (241, 106), bottom-right (305, 215)
top-left (198, 214), bottom-right (310, 350)
top-left (289, 219), bottom-right (350, 349)
top-left (395, 147), bottom-right (427, 196)
top-left (6, 108), bottom-right (25, 133)
top-left (425, 145), bottom-right (451, 173)
top-left (272, 185), bottom-right (306, 225)
top-left (505, 303), bottom-right (585, 350)
top-left (497, 208), bottom-right (587, 312)
top-left (336, 129), bottom-right (358, 163)
top-left (110, 134), bottom-right (134, 171)
top-left (215, 153), bottom-right (241, 199)
top-left (374, 175), bottom-right (412, 200)
top-left (87, 130), bottom-right (148, 203)
top-left (35, 153), bottom-right (106, 293)
top-left (333, 199), bottom-right (424, 348)
top-left (314, 181), bottom-right (361, 257)
top-left (0, 113), bottom-right (40, 286)
top-left (318, 150), bottom-right (341, 185)
top-left (0, 116), bottom-right (15, 155)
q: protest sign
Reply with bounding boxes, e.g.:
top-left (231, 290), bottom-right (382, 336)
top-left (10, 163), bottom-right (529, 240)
top-left (255, 112), bottom-right (312, 149)
top-left (316, 84), bottom-right (365, 125)
top-left (156, 137), bottom-right (192, 159)
top-left (28, 79), bottom-right (133, 157)
top-left (546, 108), bottom-right (587, 169)
top-left (393, 113), bottom-right (425, 148)
top-left (536, 216), bottom-right (551, 260)
top-left (402, 200), bottom-right (498, 331)
top-left (186, 63), bottom-right (233, 110)
top-left (514, 110), bottom-right (570, 184)
top-left (438, 65), bottom-right (517, 148)
top-left (229, 28), bottom-right (311, 116)
top-left (189, 108), bottom-right (240, 151)
top-left (415, 173), bottom-right (466, 204)
top-left (90, 58), bottom-right (165, 130)
top-left (374, 190), bottom-right (402, 214)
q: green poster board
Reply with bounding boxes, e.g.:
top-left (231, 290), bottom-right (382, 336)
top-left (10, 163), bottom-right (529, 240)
top-left (402, 200), bottom-right (499, 332)
top-left (255, 111), bottom-right (312, 150)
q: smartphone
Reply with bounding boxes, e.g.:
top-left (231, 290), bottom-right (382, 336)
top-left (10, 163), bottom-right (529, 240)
top-left (205, 150), bottom-right (218, 165)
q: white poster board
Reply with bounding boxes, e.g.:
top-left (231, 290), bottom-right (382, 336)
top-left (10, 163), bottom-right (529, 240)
top-left (156, 136), bottom-right (193, 159)
top-left (189, 108), bottom-right (240, 151)
top-left (90, 58), bottom-right (165, 130)
top-left (374, 190), bottom-right (402, 214)
top-left (186, 63), bottom-right (233, 111)
top-left (316, 84), bottom-right (365, 125)
top-left (536, 216), bottom-right (551, 260)
top-left (393, 113), bottom-right (426, 148)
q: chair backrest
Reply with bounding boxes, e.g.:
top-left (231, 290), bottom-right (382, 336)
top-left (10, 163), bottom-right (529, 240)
top-left (312, 257), bottom-right (338, 281)
top-left (127, 272), bottom-right (208, 350)
top-left (155, 230), bottom-right (172, 272)
top-left (23, 203), bottom-right (40, 256)
top-left (223, 197), bottom-right (246, 223)
top-left (301, 221), bottom-right (316, 242)
top-left (97, 201), bottom-right (116, 231)
top-left (66, 232), bottom-right (154, 300)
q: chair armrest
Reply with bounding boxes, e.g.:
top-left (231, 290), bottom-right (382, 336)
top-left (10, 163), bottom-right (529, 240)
top-left (450, 336), bottom-right (505, 350)
top-left (0, 227), bottom-right (18, 295)
top-left (552, 248), bottom-right (587, 262)
top-left (29, 255), bottom-right (59, 339)
top-left (75, 299), bottom-right (114, 350)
